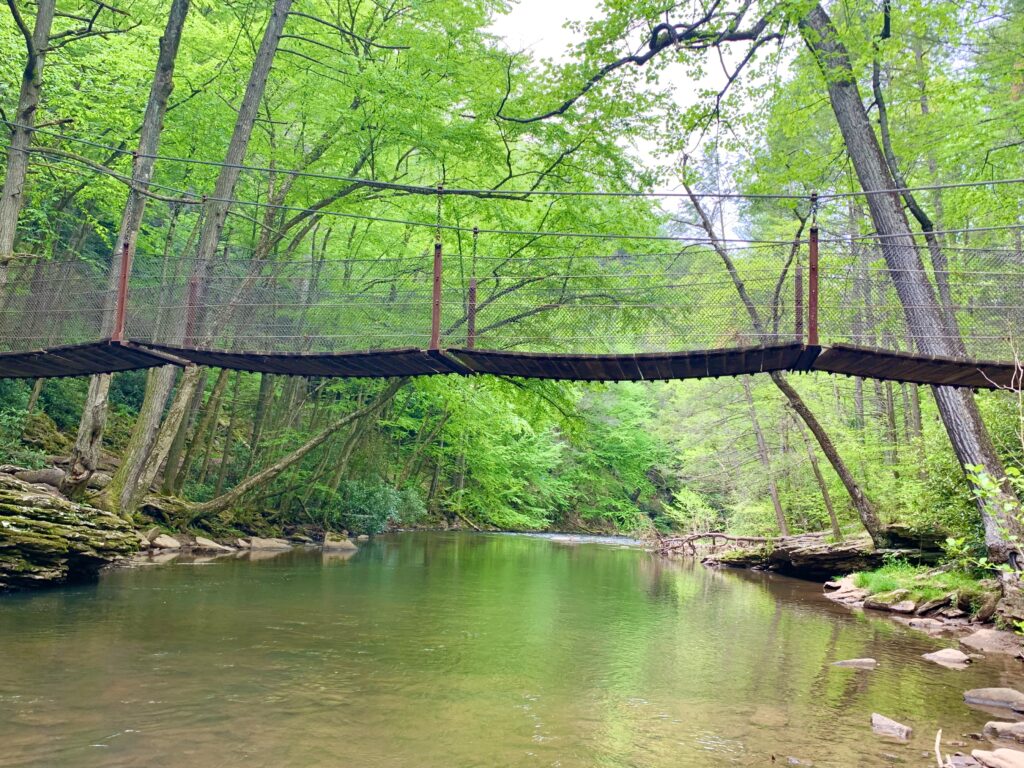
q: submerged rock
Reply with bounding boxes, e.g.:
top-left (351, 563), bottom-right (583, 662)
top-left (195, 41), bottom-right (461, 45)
top-left (871, 713), bottom-right (912, 740)
top-left (964, 689), bottom-right (1024, 712)
top-left (0, 474), bottom-right (137, 590)
top-left (922, 648), bottom-right (971, 669)
top-left (832, 658), bottom-right (878, 670)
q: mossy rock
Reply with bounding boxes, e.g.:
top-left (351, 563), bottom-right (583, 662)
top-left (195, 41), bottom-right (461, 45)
top-left (21, 412), bottom-right (70, 454)
top-left (0, 474), bottom-right (137, 590)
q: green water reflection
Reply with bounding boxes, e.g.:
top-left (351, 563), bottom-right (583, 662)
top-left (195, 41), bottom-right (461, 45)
top-left (1, 532), bottom-right (1020, 767)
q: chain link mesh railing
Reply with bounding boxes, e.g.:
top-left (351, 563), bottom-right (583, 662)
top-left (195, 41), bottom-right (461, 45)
top-left (817, 233), bottom-right (1024, 361)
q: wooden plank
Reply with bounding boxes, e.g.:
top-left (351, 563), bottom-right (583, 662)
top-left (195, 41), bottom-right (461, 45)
top-left (0, 341), bottom-right (164, 379)
top-left (813, 345), bottom-right (1017, 389)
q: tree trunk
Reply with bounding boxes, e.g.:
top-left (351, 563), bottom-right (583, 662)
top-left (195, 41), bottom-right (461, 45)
top-left (98, 365), bottom-right (179, 516)
top-left (61, 0), bottom-right (191, 497)
top-left (197, 371), bottom-right (229, 486)
top-left (110, 0), bottom-right (294, 517)
top-left (214, 371), bottom-right (242, 496)
top-left (742, 376), bottom-right (789, 537)
top-left (683, 182), bottom-right (883, 543)
top-left (161, 367), bottom-right (209, 492)
top-left (0, 0), bottom-right (56, 281)
top-left (771, 371), bottom-right (883, 541)
top-left (801, 3), bottom-right (1021, 560)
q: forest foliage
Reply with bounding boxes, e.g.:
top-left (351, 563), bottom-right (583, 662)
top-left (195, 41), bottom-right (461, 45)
top-left (0, 0), bottom-right (1022, 551)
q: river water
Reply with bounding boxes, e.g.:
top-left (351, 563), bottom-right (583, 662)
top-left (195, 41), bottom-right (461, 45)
top-left (1, 532), bottom-right (1022, 767)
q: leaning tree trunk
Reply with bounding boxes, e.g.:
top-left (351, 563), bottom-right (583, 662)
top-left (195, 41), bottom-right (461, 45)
top-left (800, 3), bottom-right (1021, 560)
top-left (684, 184), bottom-right (884, 544)
top-left (0, 0), bottom-right (56, 284)
top-left (106, 0), bottom-right (294, 517)
top-left (61, 0), bottom-right (191, 498)
top-left (178, 378), bottom-right (407, 523)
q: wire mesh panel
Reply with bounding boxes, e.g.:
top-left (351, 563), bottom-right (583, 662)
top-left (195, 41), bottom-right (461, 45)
top-left (818, 233), bottom-right (1024, 361)
top-left (441, 244), bottom-right (801, 354)
top-left (0, 257), bottom-right (113, 352)
top-left (123, 244), bottom-right (803, 357)
top-left (127, 254), bottom-right (437, 354)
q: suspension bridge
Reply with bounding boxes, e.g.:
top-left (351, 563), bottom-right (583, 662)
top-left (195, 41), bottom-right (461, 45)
top-left (0, 152), bottom-right (1021, 388)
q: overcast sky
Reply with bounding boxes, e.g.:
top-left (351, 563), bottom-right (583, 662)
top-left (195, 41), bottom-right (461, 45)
top-left (487, 0), bottom-right (601, 63)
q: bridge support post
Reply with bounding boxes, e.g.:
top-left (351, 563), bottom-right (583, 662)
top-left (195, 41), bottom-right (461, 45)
top-left (430, 240), bottom-right (442, 351)
top-left (111, 240), bottom-right (132, 343)
top-left (808, 221), bottom-right (819, 347)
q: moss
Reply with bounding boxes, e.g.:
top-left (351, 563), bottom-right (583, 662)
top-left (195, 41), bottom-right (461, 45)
top-left (20, 411), bottom-right (70, 454)
top-left (852, 561), bottom-right (992, 606)
top-left (0, 475), bottom-right (137, 590)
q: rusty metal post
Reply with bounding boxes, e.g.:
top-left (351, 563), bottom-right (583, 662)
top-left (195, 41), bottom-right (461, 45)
top-left (430, 240), bottom-right (442, 351)
top-left (467, 277), bottom-right (477, 349)
top-left (429, 184), bottom-right (444, 351)
top-left (111, 239), bottom-right (132, 343)
top-left (808, 221), bottom-right (820, 347)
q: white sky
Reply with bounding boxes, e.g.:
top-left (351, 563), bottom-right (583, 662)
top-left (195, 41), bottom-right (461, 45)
top-left (486, 0), bottom-right (743, 199)
top-left (487, 0), bottom-right (601, 64)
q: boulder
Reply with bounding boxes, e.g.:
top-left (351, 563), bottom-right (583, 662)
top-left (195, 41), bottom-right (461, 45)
top-left (142, 526), bottom-right (161, 543)
top-left (922, 648), bottom-right (971, 669)
top-left (964, 689), bottom-right (1024, 711)
top-left (972, 748), bottom-right (1024, 768)
top-left (997, 581), bottom-right (1024, 627)
top-left (235, 538), bottom-right (250, 548)
top-left (86, 472), bottom-right (112, 490)
top-left (915, 594), bottom-right (951, 615)
top-left (961, 630), bottom-right (1023, 656)
top-left (871, 713), bottom-right (912, 740)
top-left (864, 589), bottom-right (911, 611)
top-left (14, 468), bottom-right (66, 487)
top-left (832, 658), bottom-right (878, 670)
top-left (976, 590), bottom-right (1002, 622)
top-left (289, 534), bottom-right (315, 544)
top-left (890, 600), bottom-right (917, 614)
top-left (0, 474), bottom-right (137, 590)
top-left (323, 533), bottom-right (358, 551)
top-left (984, 723), bottom-right (1024, 744)
top-left (248, 536), bottom-right (291, 550)
top-left (356, 534), bottom-right (369, 541)
top-left (134, 531), bottom-right (151, 550)
top-left (192, 536), bottom-right (231, 552)
top-left (151, 534), bottom-right (181, 550)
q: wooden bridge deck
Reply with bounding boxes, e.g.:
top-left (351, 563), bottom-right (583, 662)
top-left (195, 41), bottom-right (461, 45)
top-left (0, 340), bottom-right (1018, 389)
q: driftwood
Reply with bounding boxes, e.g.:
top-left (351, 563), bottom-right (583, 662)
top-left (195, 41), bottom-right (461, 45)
top-left (656, 531), bottom-right (828, 557)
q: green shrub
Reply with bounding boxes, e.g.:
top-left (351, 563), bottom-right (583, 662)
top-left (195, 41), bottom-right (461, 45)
top-left (0, 409), bottom-right (47, 468)
top-left (852, 560), bottom-right (988, 603)
top-left (306, 481), bottom-right (426, 535)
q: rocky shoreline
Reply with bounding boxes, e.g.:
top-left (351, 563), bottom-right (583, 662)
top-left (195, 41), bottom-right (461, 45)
top-left (824, 573), bottom-right (1022, 655)
top-left (0, 470), bottom-right (372, 592)
top-left (0, 473), bottom-right (137, 590)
